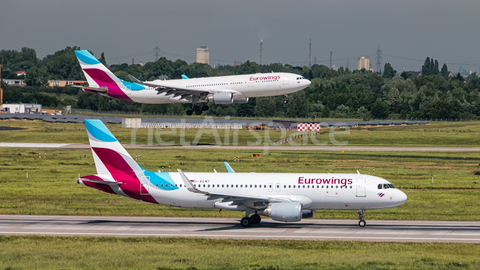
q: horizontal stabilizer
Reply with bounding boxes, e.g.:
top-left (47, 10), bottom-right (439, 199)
top-left (78, 178), bottom-right (122, 185)
top-left (73, 85), bottom-right (108, 93)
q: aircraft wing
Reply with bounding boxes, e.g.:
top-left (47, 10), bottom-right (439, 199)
top-left (128, 75), bottom-right (239, 99)
top-left (177, 169), bottom-right (283, 204)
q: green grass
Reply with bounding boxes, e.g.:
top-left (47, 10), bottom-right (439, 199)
top-left (1, 119), bottom-right (480, 146)
top-left (1, 236), bottom-right (479, 269)
top-left (2, 147), bottom-right (480, 220)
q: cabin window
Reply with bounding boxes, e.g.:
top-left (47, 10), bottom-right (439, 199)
top-left (255, 185), bottom-right (257, 188)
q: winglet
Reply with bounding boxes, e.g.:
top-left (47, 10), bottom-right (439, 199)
top-left (128, 74), bottom-right (142, 83)
top-left (181, 74), bottom-right (189, 79)
top-left (177, 169), bottom-right (205, 194)
top-left (224, 162), bottom-right (235, 173)
top-left (357, 170), bottom-right (360, 174)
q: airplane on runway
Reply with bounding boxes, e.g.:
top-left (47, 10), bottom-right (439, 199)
top-left (74, 50), bottom-right (311, 115)
top-left (77, 119), bottom-right (407, 227)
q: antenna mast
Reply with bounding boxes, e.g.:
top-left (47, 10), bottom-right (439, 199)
top-left (259, 39), bottom-right (263, 65)
top-left (376, 44), bottom-right (382, 73)
top-left (154, 42), bottom-right (160, 62)
top-left (309, 39), bottom-right (312, 68)
top-left (330, 51), bottom-right (333, 69)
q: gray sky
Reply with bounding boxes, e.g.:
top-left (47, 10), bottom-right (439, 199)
top-left (1, 0), bottom-right (479, 73)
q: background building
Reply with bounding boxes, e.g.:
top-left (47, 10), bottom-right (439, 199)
top-left (196, 45), bottom-right (210, 64)
top-left (358, 56), bottom-right (370, 70)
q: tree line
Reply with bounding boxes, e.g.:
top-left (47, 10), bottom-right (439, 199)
top-left (1, 46), bottom-right (480, 120)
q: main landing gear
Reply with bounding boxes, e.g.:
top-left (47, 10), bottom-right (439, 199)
top-left (240, 208), bottom-right (262, 227)
top-left (186, 104), bottom-right (209, 116)
top-left (241, 214), bottom-right (261, 227)
top-left (283, 94), bottom-right (288, 104)
top-left (358, 210), bottom-right (366, 227)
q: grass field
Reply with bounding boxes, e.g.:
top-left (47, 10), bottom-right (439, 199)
top-left (1, 119), bottom-right (480, 146)
top-left (2, 120), bottom-right (480, 269)
top-left (1, 236), bottom-right (480, 269)
top-left (1, 146), bottom-right (480, 220)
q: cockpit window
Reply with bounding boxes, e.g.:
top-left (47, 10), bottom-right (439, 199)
top-left (378, 183), bottom-right (395, 189)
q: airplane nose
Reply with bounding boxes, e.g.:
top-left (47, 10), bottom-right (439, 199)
top-left (306, 80), bottom-right (311, 86)
top-left (397, 191), bottom-right (407, 205)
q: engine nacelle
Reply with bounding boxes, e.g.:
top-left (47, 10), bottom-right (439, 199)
top-left (302, 210), bottom-right (315, 219)
top-left (206, 93), bottom-right (233, 104)
top-left (232, 98), bottom-right (249, 104)
top-left (258, 202), bottom-right (303, 222)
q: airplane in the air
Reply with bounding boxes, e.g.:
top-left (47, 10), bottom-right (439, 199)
top-left (74, 50), bottom-right (311, 115)
top-left (77, 119), bottom-right (407, 227)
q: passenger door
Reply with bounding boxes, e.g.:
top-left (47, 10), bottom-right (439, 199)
top-left (356, 178), bottom-right (366, 197)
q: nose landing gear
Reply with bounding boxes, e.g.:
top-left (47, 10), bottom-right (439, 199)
top-left (283, 94), bottom-right (288, 104)
top-left (358, 210), bottom-right (366, 227)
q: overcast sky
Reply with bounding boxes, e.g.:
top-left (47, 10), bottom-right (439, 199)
top-left (1, 0), bottom-right (479, 73)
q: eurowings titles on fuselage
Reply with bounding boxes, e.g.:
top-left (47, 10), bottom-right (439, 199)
top-left (74, 50), bottom-right (311, 115)
top-left (78, 119), bottom-right (407, 227)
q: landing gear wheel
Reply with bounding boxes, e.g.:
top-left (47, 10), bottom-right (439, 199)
top-left (283, 99), bottom-right (288, 104)
top-left (186, 110), bottom-right (193, 116)
top-left (194, 109), bottom-right (202, 115)
top-left (201, 104), bottom-right (209, 111)
top-left (250, 214), bottom-right (261, 225)
top-left (241, 217), bottom-right (251, 227)
top-left (357, 210), bottom-right (366, 227)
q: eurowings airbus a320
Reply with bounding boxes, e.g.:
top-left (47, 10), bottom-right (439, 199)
top-left (74, 50), bottom-right (311, 115)
top-left (78, 119), bottom-right (407, 227)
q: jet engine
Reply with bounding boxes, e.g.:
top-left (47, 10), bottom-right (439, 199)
top-left (232, 98), bottom-right (249, 103)
top-left (257, 202), bottom-right (303, 222)
top-left (301, 210), bottom-right (315, 219)
top-left (206, 93), bottom-right (233, 104)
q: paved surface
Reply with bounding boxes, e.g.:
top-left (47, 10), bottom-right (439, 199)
top-left (1, 142), bottom-right (480, 152)
top-left (1, 215), bottom-right (480, 243)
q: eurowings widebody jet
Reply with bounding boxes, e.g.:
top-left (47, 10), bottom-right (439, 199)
top-left (78, 120), bottom-right (407, 227)
top-left (74, 50), bottom-right (311, 115)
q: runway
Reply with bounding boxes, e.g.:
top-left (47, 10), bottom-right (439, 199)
top-left (2, 215), bottom-right (480, 243)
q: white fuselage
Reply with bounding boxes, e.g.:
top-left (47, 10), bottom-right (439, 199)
top-left (124, 73), bottom-right (311, 104)
top-left (135, 173), bottom-right (407, 211)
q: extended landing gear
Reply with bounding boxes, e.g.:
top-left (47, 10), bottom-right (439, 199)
top-left (240, 208), bottom-right (262, 227)
top-left (358, 210), bottom-right (366, 227)
top-left (283, 94), bottom-right (288, 104)
top-left (240, 214), bottom-right (261, 227)
top-left (186, 104), bottom-right (209, 116)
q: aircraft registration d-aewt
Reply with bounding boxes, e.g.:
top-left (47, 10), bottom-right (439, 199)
top-left (78, 120), bottom-right (407, 227)
top-left (74, 50), bottom-right (311, 115)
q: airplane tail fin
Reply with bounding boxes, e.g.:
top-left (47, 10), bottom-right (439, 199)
top-left (84, 119), bottom-right (142, 178)
top-left (80, 119), bottom-right (176, 202)
top-left (74, 50), bottom-right (134, 101)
